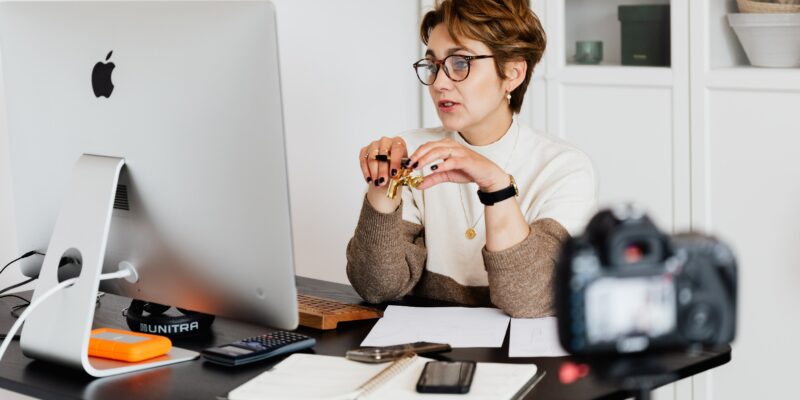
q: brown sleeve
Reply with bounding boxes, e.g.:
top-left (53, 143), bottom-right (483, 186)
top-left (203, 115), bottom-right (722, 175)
top-left (482, 218), bottom-right (570, 318)
top-left (345, 196), bottom-right (427, 304)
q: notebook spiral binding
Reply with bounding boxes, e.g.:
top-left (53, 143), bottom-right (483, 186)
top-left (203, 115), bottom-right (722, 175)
top-left (352, 353), bottom-right (417, 399)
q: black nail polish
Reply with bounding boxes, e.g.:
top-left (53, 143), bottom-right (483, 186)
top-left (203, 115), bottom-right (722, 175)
top-left (412, 161), bottom-right (419, 169)
top-left (379, 177), bottom-right (385, 184)
top-left (366, 177), bottom-right (372, 183)
top-left (391, 169), bottom-right (397, 177)
top-left (431, 164), bottom-right (438, 171)
top-left (374, 180), bottom-right (380, 187)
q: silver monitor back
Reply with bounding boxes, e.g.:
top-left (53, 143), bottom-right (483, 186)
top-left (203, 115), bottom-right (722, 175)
top-left (0, 1), bottom-right (298, 330)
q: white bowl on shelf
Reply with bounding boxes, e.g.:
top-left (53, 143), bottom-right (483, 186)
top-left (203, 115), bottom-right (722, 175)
top-left (728, 13), bottom-right (800, 68)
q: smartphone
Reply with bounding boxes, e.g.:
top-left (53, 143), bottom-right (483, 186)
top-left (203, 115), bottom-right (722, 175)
top-left (416, 360), bottom-right (476, 394)
top-left (345, 342), bottom-right (451, 363)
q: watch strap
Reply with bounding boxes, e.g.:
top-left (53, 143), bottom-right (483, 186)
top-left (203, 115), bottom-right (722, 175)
top-left (477, 175), bottom-right (518, 206)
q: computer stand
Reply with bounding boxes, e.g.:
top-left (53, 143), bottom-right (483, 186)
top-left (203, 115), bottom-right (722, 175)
top-left (19, 154), bottom-right (198, 377)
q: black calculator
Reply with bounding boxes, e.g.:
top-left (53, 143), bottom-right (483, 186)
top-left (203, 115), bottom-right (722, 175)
top-left (201, 331), bottom-right (316, 366)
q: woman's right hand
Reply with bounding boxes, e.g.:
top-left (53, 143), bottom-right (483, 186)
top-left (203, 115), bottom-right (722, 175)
top-left (359, 136), bottom-right (407, 212)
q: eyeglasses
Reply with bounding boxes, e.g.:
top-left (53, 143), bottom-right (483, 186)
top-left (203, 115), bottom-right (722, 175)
top-left (412, 54), bottom-right (494, 86)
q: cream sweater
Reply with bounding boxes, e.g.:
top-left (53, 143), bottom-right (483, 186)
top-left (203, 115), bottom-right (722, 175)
top-left (346, 120), bottom-right (597, 317)
top-left (399, 120), bottom-right (597, 287)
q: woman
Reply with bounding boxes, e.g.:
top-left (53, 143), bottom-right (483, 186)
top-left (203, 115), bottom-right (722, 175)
top-left (346, 0), bottom-right (596, 318)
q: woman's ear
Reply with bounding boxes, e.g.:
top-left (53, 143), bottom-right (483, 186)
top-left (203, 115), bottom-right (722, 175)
top-left (505, 60), bottom-right (527, 92)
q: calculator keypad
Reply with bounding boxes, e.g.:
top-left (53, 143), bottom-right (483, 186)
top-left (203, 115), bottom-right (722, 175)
top-left (202, 330), bottom-right (316, 366)
top-left (233, 332), bottom-right (311, 352)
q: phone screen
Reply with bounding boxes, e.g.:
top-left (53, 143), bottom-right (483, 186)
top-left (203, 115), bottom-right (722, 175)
top-left (416, 361), bottom-right (476, 394)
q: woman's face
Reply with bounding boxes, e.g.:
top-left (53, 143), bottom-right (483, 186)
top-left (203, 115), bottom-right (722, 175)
top-left (425, 24), bottom-right (509, 134)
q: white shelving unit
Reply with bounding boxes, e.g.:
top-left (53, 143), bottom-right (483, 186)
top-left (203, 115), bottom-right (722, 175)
top-left (539, 2), bottom-right (689, 398)
top-left (538, 0), bottom-right (691, 237)
top-left (557, 65), bottom-right (673, 87)
top-left (700, 0), bottom-right (800, 90)
top-left (690, 2), bottom-right (800, 400)
top-left (546, 4), bottom-right (800, 400)
top-left (705, 67), bottom-right (800, 90)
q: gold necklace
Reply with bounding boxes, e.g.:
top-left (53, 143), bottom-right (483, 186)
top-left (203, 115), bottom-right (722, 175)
top-left (457, 122), bottom-right (520, 240)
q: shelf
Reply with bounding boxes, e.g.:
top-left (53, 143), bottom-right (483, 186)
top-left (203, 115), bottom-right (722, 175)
top-left (564, 0), bottom-right (671, 67)
top-left (552, 65), bottom-right (673, 87)
top-left (707, 0), bottom-right (748, 69)
top-left (706, 67), bottom-right (800, 91)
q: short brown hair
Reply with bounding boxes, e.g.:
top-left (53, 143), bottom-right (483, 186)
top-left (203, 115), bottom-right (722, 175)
top-left (420, 0), bottom-right (546, 114)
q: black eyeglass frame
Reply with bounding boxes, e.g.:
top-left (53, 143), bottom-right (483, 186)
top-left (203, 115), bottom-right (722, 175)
top-left (412, 54), bottom-right (495, 86)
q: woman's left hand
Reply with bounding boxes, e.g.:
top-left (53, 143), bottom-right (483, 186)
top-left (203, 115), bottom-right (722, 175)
top-left (408, 138), bottom-right (510, 192)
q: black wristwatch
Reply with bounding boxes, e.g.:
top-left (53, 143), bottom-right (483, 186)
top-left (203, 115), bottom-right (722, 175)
top-left (477, 175), bottom-right (518, 206)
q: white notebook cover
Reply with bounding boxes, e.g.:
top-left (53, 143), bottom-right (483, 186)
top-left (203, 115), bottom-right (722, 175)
top-left (228, 353), bottom-right (540, 400)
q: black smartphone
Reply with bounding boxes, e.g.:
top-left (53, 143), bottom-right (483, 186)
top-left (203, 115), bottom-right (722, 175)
top-left (416, 360), bottom-right (476, 394)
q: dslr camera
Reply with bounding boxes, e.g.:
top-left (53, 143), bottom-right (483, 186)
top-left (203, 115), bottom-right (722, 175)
top-left (555, 205), bottom-right (737, 355)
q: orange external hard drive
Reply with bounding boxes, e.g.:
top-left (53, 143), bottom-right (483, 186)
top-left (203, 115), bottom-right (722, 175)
top-left (88, 328), bottom-right (172, 362)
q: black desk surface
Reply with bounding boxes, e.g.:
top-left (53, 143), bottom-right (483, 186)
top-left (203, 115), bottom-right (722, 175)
top-left (0, 276), bottom-right (730, 400)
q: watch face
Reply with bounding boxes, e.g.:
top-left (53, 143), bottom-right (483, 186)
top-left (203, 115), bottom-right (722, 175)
top-left (510, 175), bottom-right (519, 196)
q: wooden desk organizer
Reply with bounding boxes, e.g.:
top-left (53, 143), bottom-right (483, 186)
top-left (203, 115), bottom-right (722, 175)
top-left (297, 294), bottom-right (382, 330)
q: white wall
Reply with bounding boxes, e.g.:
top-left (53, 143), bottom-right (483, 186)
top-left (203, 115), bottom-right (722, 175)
top-left (270, 0), bottom-right (420, 283)
top-left (0, 51), bottom-right (22, 291)
top-left (0, 0), bottom-right (422, 288)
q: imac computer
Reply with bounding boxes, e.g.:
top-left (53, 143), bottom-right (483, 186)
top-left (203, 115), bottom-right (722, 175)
top-left (0, 1), bottom-right (297, 376)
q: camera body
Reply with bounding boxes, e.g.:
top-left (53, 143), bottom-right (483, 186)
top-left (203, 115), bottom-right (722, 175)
top-left (555, 206), bottom-right (737, 355)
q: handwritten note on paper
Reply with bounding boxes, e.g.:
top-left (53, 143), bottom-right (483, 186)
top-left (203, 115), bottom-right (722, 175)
top-left (360, 306), bottom-right (510, 348)
top-left (509, 317), bottom-right (569, 357)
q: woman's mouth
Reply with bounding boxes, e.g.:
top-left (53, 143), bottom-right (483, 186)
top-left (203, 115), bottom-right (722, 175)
top-left (438, 100), bottom-right (459, 112)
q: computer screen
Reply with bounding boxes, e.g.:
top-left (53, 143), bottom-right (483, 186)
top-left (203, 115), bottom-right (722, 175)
top-left (0, 1), bottom-right (298, 331)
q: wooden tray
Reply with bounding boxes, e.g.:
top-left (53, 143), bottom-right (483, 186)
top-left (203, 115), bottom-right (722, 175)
top-left (297, 294), bottom-right (383, 330)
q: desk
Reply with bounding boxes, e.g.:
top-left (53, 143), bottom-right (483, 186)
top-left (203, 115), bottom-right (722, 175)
top-left (0, 276), bottom-right (730, 400)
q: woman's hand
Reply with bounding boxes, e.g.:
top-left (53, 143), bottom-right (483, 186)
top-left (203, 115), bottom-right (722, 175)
top-left (359, 136), bottom-right (408, 188)
top-left (408, 137), bottom-right (510, 192)
top-left (359, 136), bottom-right (407, 213)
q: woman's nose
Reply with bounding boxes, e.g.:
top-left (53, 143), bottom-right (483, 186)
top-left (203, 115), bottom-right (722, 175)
top-left (432, 67), bottom-right (454, 90)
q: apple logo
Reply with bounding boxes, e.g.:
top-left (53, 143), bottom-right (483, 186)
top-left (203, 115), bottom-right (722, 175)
top-left (92, 50), bottom-right (115, 98)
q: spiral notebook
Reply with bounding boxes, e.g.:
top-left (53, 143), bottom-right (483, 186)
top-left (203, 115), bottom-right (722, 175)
top-left (227, 353), bottom-right (542, 400)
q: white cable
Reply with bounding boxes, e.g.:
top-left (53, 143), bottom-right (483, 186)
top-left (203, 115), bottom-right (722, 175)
top-left (0, 268), bottom-right (133, 361)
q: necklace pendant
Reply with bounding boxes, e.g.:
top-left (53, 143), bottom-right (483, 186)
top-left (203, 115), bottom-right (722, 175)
top-left (465, 228), bottom-right (477, 240)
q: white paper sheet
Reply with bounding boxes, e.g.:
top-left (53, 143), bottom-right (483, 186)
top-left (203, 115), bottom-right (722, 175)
top-left (509, 317), bottom-right (569, 357)
top-left (360, 306), bottom-right (510, 348)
